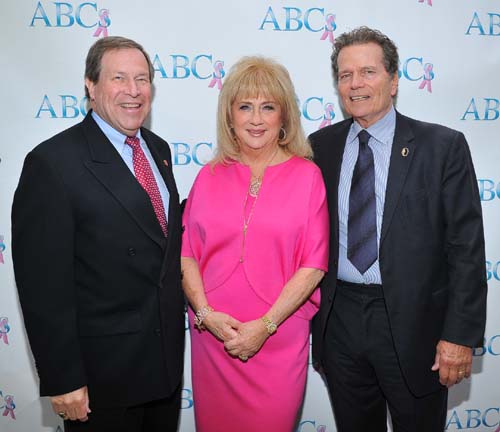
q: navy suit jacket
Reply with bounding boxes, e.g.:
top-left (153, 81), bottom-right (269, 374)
top-left (309, 111), bottom-right (487, 397)
top-left (12, 112), bottom-right (185, 408)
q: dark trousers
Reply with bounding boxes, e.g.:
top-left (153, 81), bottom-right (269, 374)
top-left (322, 281), bottom-right (447, 432)
top-left (64, 385), bottom-right (181, 432)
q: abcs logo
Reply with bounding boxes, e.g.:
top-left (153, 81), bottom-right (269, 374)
top-left (477, 180), bottom-right (500, 201)
top-left (462, 99), bottom-right (499, 121)
top-left (181, 388), bottom-right (193, 409)
top-left (418, 0), bottom-right (432, 6)
top-left (297, 420), bottom-right (327, 432)
top-left (300, 97), bottom-right (336, 129)
top-left (0, 318), bottom-right (10, 346)
top-left (0, 391), bottom-right (16, 420)
top-left (171, 142), bottom-right (213, 166)
top-left (486, 260), bottom-right (500, 282)
top-left (466, 12), bottom-right (500, 36)
top-left (259, 7), bottom-right (337, 43)
top-left (398, 57), bottom-right (435, 93)
top-left (473, 334), bottom-right (500, 356)
top-left (0, 235), bottom-right (5, 264)
top-left (36, 95), bottom-right (88, 119)
top-left (153, 54), bottom-right (225, 90)
top-left (446, 408), bottom-right (500, 430)
top-left (29, 2), bottom-right (111, 38)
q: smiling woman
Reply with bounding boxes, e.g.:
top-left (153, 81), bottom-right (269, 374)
top-left (181, 56), bottom-right (329, 431)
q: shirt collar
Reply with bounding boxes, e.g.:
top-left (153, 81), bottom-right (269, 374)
top-left (347, 106), bottom-right (396, 146)
top-left (91, 110), bottom-right (143, 148)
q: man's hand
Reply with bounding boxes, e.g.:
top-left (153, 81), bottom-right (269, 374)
top-left (51, 386), bottom-right (90, 422)
top-left (431, 340), bottom-right (472, 388)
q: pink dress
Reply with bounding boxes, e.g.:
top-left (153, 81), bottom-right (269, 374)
top-left (182, 156), bottom-right (329, 431)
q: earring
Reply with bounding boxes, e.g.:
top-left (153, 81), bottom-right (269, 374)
top-left (278, 127), bottom-right (287, 143)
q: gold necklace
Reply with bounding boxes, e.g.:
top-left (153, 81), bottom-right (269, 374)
top-left (239, 147), bottom-right (279, 263)
top-left (245, 147), bottom-right (279, 197)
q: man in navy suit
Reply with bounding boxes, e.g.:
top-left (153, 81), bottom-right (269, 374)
top-left (12, 36), bottom-right (184, 432)
top-left (310, 27), bottom-right (487, 431)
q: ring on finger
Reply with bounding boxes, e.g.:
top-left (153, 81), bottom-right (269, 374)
top-left (58, 412), bottom-right (68, 420)
top-left (239, 354), bottom-right (248, 361)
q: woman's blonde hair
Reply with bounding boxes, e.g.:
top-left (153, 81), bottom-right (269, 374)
top-left (212, 56), bottom-right (311, 165)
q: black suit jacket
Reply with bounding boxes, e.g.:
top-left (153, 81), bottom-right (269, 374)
top-left (12, 112), bottom-right (185, 408)
top-left (309, 111), bottom-right (487, 397)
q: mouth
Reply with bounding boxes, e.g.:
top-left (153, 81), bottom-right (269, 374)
top-left (350, 95), bottom-right (369, 102)
top-left (247, 129), bottom-right (266, 137)
top-left (120, 103), bottom-right (142, 109)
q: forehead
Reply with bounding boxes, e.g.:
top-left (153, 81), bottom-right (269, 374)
top-left (337, 42), bottom-right (385, 69)
top-left (101, 48), bottom-right (148, 71)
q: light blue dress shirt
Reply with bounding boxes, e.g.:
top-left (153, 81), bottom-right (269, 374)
top-left (337, 106), bottom-right (396, 284)
top-left (91, 111), bottom-right (170, 220)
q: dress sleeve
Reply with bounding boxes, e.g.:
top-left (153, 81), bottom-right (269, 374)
top-left (300, 167), bottom-right (329, 272)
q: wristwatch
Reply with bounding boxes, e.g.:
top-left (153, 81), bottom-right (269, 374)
top-left (261, 315), bottom-right (277, 335)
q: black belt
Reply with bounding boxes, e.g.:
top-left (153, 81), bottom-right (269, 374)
top-left (337, 279), bottom-right (384, 297)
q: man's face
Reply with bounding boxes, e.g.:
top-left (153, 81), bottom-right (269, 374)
top-left (86, 48), bottom-right (152, 137)
top-left (336, 42), bottom-right (398, 129)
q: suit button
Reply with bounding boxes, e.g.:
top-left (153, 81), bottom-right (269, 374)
top-left (128, 248), bottom-right (136, 256)
top-left (154, 328), bottom-right (161, 336)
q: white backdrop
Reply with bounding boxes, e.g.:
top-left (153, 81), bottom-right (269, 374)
top-left (1, 1), bottom-right (499, 431)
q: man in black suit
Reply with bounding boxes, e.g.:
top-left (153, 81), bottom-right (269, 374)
top-left (12, 36), bottom-right (185, 432)
top-left (310, 27), bottom-right (487, 431)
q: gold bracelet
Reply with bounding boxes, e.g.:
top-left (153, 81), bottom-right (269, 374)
top-left (261, 315), bottom-right (277, 335)
top-left (194, 305), bottom-right (214, 330)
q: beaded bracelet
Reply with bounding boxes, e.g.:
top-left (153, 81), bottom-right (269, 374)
top-left (194, 305), bottom-right (214, 330)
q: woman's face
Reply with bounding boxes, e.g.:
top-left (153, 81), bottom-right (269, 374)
top-left (231, 95), bottom-right (282, 156)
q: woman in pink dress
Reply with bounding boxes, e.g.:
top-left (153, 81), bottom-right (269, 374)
top-left (181, 56), bottom-right (329, 431)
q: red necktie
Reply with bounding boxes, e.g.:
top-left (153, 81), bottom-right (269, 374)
top-left (125, 136), bottom-right (168, 236)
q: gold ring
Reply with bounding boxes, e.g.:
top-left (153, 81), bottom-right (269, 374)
top-left (239, 355), bottom-right (248, 361)
top-left (458, 370), bottom-right (465, 375)
top-left (58, 412), bottom-right (68, 420)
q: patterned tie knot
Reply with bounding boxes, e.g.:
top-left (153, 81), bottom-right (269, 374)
top-left (125, 136), bottom-right (140, 149)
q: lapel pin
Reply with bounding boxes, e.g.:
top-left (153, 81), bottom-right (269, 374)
top-left (163, 159), bottom-right (169, 167)
top-left (401, 147), bottom-right (409, 157)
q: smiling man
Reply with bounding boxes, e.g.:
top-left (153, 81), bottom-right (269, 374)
top-left (309, 27), bottom-right (487, 431)
top-left (12, 37), bottom-right (184, 432)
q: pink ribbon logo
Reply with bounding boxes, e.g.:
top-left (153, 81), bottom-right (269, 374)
top-left (419, 0), bottom-right (432, 5)
top-left (320, 14), bottom-right (336, 44)
top-left (319, 103), bottom-right (335, 129)
top-left (2, 395), bottom-right (16, 420)
top-left (418, 63), bottom-right (434, 93)
top-left (0, 235), bottom-right (5, 264)
top-left (208, 61), bottom-right (225, 90)
top-left (93, 9), bottom-right (111, 38)
top-left (0, 317), bottom-right (9, 345)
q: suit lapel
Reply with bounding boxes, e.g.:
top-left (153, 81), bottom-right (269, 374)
top-left (380, 112), bottom-right (415, 246)
top-left (81, 113), bottom-right (166, 249)
top-left (141, 128), bottom-right (180, 266)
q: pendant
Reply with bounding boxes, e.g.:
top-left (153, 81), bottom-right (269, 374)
top-left (249, 178), bottom-right (261, 197)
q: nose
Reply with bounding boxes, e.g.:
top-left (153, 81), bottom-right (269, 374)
top-left (250, 109), bottom-right (263, 125)
top-left (350, 72), bottom-right (364, 89)
top-left (125, 78), bottom-right (140, 97)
